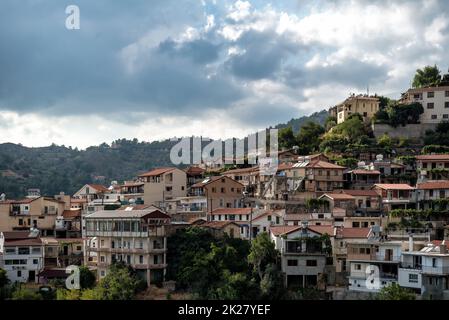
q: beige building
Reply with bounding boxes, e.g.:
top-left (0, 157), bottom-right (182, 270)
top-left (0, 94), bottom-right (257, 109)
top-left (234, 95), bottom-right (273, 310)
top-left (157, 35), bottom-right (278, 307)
top-left (84, 207), bottom-right (170, 286)
top-left (335, 94), bottom-right (380, 124)
top-left (401, 85), bottom-right (449, 123)
top-left (0, 197), bottom-right (66, 235)
top-left (190, 176), bottom-right (244, 212)
top-left (138, 168), bottom-right (187, 207)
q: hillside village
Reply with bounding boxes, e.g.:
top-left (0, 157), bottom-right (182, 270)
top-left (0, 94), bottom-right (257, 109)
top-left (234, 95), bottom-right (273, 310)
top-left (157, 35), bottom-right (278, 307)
top-left (2, 66), bottom-right (449, 300)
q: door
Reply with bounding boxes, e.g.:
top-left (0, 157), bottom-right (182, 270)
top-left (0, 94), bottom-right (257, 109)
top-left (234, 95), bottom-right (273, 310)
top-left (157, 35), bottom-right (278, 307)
top-left (63, 246), bottom-right (68, 255)
top-left (29, 271), bottom-right (35, 282)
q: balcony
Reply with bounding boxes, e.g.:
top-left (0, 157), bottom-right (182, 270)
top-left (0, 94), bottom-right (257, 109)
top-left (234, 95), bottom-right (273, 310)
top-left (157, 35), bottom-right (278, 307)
top-left (347, 253), bottom-right (401, 263)
top-left (149, 263), bottom-right (167, 269)
top-left (400, 264), bottom-right (449, 275)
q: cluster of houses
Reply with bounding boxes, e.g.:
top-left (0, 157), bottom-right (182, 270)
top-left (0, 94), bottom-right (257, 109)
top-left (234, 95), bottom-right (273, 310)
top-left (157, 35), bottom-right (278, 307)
top-left (1, 83), bottom-right (449, 299)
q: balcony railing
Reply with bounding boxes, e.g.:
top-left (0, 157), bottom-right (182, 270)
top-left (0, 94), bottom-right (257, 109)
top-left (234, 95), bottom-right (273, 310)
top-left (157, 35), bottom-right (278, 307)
top-left (400, 264), bottom-right (449, 274)
top-left (347, 253), bottom-right (401, 262)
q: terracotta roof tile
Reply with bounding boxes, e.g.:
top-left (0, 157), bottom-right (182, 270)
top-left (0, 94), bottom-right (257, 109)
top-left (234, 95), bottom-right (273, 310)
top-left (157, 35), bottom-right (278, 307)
top-left (342, 189), bottom-right (379, 197)
top-left (211, 208), bottom-right (252, 215)
top-left (416, 154), bottom-right (449, 161)
top-left (138, 167), bottom-right (176, 177)
top-left (373, 184), bottom-right (415, 190)
top-left (417, 181), bottom-right (449, 190)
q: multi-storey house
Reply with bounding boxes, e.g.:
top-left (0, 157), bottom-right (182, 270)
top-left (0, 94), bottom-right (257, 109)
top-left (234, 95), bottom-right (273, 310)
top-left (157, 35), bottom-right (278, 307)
top-left (84, 207), bottom-right (170, 286)
top-left (138, 168), bottom-right (187, 208)
top-left (401, 85), bottom-right (449, 123)
top-left (334, 94), bottom-right (380, 124)
top-left (416, 154), bottom-right (449, 181)
top-left (0, 231), bottom-right (44, 283)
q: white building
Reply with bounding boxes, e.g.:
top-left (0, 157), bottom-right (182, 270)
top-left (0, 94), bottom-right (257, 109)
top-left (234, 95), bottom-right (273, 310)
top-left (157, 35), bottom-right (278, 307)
top-left (0, 231), bottom-right (44, 283)
top-left (84, 207), bottom-right (170, 286)
top-left (347, 227), bottom-right (402, 293)
top-left (401, 85), bottom-right (449, 123)
top-left (270, 223), bottom-right (333, 288)
top-left (399, 241), bottom-right (449, 299)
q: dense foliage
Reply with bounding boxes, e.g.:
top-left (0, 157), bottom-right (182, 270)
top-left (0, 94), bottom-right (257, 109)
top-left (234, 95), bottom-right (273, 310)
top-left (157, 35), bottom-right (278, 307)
top-left (374, 102), bottom-right (424, 127)
top-left (412, 65), bottom-right (442, 88)
top-left (376, 283), bottom-right (415, 300)
top-left (424, 122), bottom-right (449, 147)
top-left (167, 227), bottom-right (286, 300)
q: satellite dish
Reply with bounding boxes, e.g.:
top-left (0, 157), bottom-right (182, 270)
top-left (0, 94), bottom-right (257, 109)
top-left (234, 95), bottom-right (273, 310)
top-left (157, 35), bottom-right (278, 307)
top-left (0, 193), bottom-right (5, 201)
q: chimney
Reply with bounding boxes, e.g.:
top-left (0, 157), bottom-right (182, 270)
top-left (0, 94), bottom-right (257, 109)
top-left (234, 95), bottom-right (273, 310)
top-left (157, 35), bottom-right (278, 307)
top-left (408, 234), bottom-right (414, 252)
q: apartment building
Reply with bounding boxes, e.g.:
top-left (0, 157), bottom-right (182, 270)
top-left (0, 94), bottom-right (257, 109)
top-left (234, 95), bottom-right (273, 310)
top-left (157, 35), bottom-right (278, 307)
top-left (341, 190), bottom-right (382, 216)
top-left (401, 85), bottom-right (449, 123)
top-left (0, 196), bottom-right (66, 235)
top-left (0, 231), bottom-right (44, 283)
top-left (344, 169), bottom-right (381, 190)
top-left (334, 94), bottom-right (380, 124)
top-left (250, 210), bottom-right (284, 237)
top-left (416, 180), bottom-right (449, 210)
top-left (347, 227), bottom-right (402, 293)
top-left (372, 184), bottom-right (416, 212)
top-left (270, 224), bottom-right (333, 289)
top-left (73, 184), bottom-right (110, 202)
top-left (209, 207), bottom-right (255, 238)
top-left (399, 240), bottom-right (449, 299)
top-left (119, 182), bottom-right (144, 203)
top-left (184, 166), bottom-right (205, 188)
top-left (222, 166), bottom-right (259, 189)
top-left (333, 228), bottom-right (371, 274)
top-left (190, 176), bottom-right (244, 211)
top-left (416, 154), bottom-right (449, 181)
top-left (138, 168), bottom-right (187, 207)
top-left (84, 207), bottom-right (170, 286)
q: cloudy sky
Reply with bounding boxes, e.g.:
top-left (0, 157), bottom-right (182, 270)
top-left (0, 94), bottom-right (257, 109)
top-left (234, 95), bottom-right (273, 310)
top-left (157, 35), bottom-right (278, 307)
top-left (0, 0), bottom-right (448, 148)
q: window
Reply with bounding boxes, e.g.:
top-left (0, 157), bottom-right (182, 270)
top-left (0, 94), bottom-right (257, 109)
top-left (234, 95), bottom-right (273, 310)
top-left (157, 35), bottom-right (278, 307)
top-left (352, 222), bottom-right (360, 228)
top-left (33, 259), bottom-right (38, 265)
top-left (139, 255), bottom-right (144, 264)
top-left (18, 219), bottom-right (23, 226)
top-left (431, 115), bottom-right (437, 120)
top-left (267, 215), bottom-right (272, 221)
top-left (100, 271), bottom-right (105, 277)
top-left (427, 91), bottom-right (434, 98)
top-left (212, 187), bottom-right (216, 193)
top-left (231, 188), bottom-right (234, 192)
top-left (432, 258), bottom-right (437, 267)
top-left (287, 259), bottom-right (298, 266)
top-left (427, 102), bottom-right (434, 109)
top-left (221, 187), bottom-right (225, 193)
top-left (445, 102), bottom-right (449, 108)
top-left (5, 248), bottom-right (15, 254)
top-left (409, 274), bottom-right (418, 283)
top-left (18, 247), bottom-right (30, 255)
top-left (31, 247), bottom-right (41, 254)
top-left (445, 91), bottom-right (449, 97)
top-left (100, 256), bottom-right (105, 262)
top-left (444, 114), bottom-right (449, 119)
top-left (306, 260), bottom-right (317, 267)
top-left (355, 264), bottom-right (361, 270)
top-left (76, 246), bottom-right (82, 251)
top-left (17, 271), bottom-right (22, 277)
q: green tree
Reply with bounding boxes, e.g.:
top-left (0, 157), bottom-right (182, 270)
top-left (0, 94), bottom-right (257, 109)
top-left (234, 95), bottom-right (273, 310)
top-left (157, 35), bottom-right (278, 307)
top-left (296, 122), bottom-right (325, 154)
top-left (0, 268), bottom-right (8, 288)
top-left (79, 266), bottom-right (96, 289)
top-left (11, 287), bottom-right (43, 300)
top-left (376, 283), bottom-right (416, 300)
top-left (56, 288), bottom-right (81, 300)
top-left (248, 233), bottom-right (278, 280)
top-left (259, 263), bottom-right (285, 299)
top-left (424, 121), bottom-right (449, 146)
top-left (325, 116), bottom-right (337, 131)
top-left (278, 127), bottom-right (297, 150)
top-left (412, 65), bottom-right (442, 88)
top-left (377, 133), bottom-right (393, 149)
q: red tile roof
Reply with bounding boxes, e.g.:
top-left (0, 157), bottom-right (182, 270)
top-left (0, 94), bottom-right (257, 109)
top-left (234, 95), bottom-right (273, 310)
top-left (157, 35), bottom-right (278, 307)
top-left (351, 169), bottom-right (381, 175)
top-left (223, 166), bottom-right (259, 175)
top-left (4, 238), bottom-right (42, 246)
top-left (416, 154), bottom-right (449, 161)
top-left (71, 198), bottom-right (87, 204)
top-left (342, 189), bottom-right (379, 197)
top-left (307, 160), bottom-right (345, 169)
top-left (87, 184), bottom-right (109, 192)
top-left (211, 208), bottom-right (252, 215)
top-left (138, 167), bottom-right (175, 177)
top-left (432, 240), bottom-right (449, 249)
top-left (373, 184), bottom-right (415, 190)
top-left (320, 193), bottom-right (355, 200)
top-left (0, 198), bottom-right (36, 205)
top-left (270, 225), bottom-right (301, 236)
top-left (185, 166), bottom-right (205, 175)
top-left (201, 221), bottom-right (239, 229)
top-left (62, 209), bottom-right (81, 219)
top-left (121, 182), bottom-right (144, 187)
top-left (417, 181), bottom-right (449, 190)
top-left (251, 210), bottom-right (282, 222)
top-left (2, 231), bottom-right (32, 240)
top-left (336, 227), bottom-right (370, 238)
top-left (308, 225), bottom-right (334, 236)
